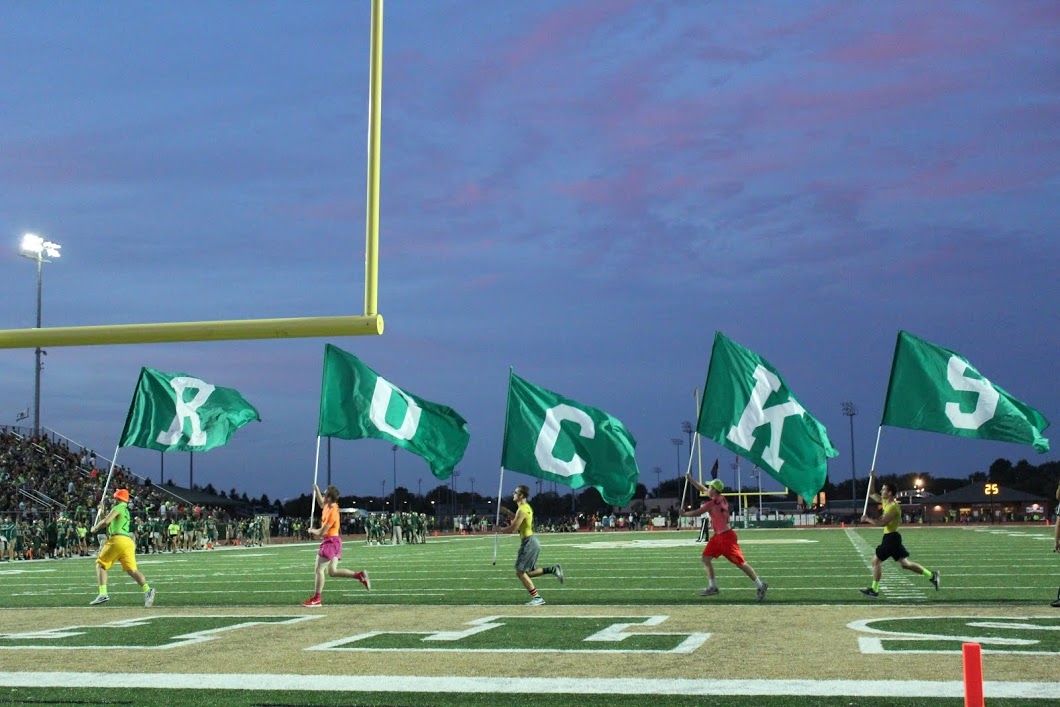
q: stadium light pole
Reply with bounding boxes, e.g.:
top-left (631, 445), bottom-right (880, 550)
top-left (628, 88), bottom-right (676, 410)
top-left (681, 421), bottom-right (693, 453)
top-left (841, 401), bottom-right (858, 505)
top-left (18, 233), bottom-right (61, 438)
top-left (653, 466), bottom-right (662, 497)
top-left (671, 438), bottom-right (683, 482)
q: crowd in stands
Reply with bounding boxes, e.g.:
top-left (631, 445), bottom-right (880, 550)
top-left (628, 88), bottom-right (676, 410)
top-left (0, 428), bottom-right (266, 562)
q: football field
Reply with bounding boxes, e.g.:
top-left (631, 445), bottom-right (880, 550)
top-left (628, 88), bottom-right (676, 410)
top-left (1, 524), bottom-right (1058, 706)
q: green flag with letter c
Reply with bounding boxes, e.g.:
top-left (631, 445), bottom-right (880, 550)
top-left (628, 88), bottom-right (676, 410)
top-left (501, 372), bottom-right (639, 507)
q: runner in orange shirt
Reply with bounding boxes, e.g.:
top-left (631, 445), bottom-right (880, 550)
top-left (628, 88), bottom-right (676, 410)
top-left (302, 484), bottom-right (370, 607)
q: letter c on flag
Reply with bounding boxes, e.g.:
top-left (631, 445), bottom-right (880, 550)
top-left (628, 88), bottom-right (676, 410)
top-left (369, 377), bottom-right (422, 441)
top-left (534, 404), bottom-right (595, 478)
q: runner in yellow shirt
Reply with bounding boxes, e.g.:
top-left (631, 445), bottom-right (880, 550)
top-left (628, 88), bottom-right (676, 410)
top-left (499, 485), bottom-right (563, 606)
top-left (860, 471), bottom-right (939, 598)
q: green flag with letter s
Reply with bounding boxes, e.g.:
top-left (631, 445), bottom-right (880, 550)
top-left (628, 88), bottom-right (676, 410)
top-left (119, 367), bottom-right (261, 451)
top-left (317, 344), bottom-right (470, 479)
top-left (696, 332), bottom-right (837, 503)
top-left (501, 372), bottom-right (639, 507)
top-left (881, 331), bottom-right (1049, 452)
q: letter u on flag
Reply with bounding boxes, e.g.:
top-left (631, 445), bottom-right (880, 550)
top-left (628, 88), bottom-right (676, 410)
top-left (501, 372), bottom-right (639, 507)
top-left (119, 367), bottom-right (260, 451)
top-left (697, 332), bottom-right (837, 503)
top-left (881, 331), bottom-right (1050, 452)
top-left (317, 344), bottom-right (470, 479)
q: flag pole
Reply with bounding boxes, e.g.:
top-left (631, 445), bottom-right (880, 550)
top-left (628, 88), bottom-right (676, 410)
top-left (862, 426), bottom-right (883, 516)
top-left (678, 433), bottom-right (698, 522)
top-left (494, 366), bottom-right (515, 565)
top-left (310, 436), bottom-right (321, 524)
top-left (94, 445), bottom-right (123, 524)
top-left (492, 467), bottom-right (505, 565)
top-left (694, 388), bottom-right (703, 484)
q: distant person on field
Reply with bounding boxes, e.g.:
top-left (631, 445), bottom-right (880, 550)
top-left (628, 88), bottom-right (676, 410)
top-left (681, 473), bottom-right (768, 601)
top-left (860, 470), bottom-right (939, 598)
top-left (301, 484), bottom-right (370, 607)
top-left (1051, 481), bottom-right (1060, 608)
top-left (499, 484), bottom-right (564, 606)
top-left (89, 488), bottom-right (155, 607)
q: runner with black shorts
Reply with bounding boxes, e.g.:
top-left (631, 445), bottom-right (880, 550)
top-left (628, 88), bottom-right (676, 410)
top-left (860, 470), bottom-right (939, 598)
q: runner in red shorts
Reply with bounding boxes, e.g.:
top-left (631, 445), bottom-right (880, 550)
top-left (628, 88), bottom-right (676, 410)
top-left (681, 473), bottom-right (768, 601)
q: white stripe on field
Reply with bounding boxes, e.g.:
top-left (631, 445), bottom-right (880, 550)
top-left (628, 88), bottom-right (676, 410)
top-left (0, 672), bottom-right (1057, 698)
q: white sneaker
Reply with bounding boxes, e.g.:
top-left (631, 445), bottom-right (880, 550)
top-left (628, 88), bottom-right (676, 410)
top-left (554, 564), bottom-right (564, 584)
top-left (89, 595), bottom-right (109, 606)
top-left (144, 588), bottom-right (156, 607)
top-left (525, 596), bottom-right (545, 606)
top-left (756, 582), bottom-right (768, 602)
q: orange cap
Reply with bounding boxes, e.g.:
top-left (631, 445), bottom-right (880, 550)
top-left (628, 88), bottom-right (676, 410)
top-left (112, 489), bottom-right (130, 503)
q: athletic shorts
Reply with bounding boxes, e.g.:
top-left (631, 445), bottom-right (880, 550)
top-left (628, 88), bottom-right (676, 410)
top-left (318, 535), bottom-right (342, 561)
top-left (875, 532), bottom-right (910, 562)
top-left (703, 529), bottom-right (746, 566)
top-left (515, 535), bottom-right (541, 573)
top-left (96, 535), bottom-right (137, 572)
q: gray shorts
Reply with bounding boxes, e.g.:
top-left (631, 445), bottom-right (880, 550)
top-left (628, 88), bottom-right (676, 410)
top-left (515, 535), bottom-right (540, 573)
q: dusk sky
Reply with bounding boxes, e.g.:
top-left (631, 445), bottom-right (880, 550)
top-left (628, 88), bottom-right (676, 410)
top-left (1, 1), bottom-right (1056, 505)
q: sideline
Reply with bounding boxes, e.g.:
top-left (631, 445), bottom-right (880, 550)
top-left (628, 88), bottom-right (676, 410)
top-left (0, 672), bottom-right (1058, 698)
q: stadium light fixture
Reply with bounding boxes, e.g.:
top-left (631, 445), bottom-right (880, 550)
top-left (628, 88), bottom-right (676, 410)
top-left (18, 233), bottom-right (61, 436)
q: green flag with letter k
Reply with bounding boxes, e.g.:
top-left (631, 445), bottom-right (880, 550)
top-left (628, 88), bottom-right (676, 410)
top-left (501, 372), bottom-right (640, 507)
top-left (697, 332), bottom-right (837, 503)
top-left (119, 367), bottom-right (260, 451)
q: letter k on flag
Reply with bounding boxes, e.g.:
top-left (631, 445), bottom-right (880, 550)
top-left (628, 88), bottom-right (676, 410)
top-left (119, 367), bottom-right (260, 452)
top-left (697, 332), bottom-right (837, 503)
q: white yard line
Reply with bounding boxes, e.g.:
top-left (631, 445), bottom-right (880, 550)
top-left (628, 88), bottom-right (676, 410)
top-left (0, 672), bottom-right (1057, 698)
top-left (845, 527), bottom-right (925, 599)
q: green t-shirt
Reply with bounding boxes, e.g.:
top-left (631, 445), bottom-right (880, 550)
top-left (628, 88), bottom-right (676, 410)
top-left (108, 502), bottom-right (131, 536)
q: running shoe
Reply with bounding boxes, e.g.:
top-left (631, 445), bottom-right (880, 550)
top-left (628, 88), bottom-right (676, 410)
top-left (859, 587), bottom-right (879, 598)
top-left (144, 588), bottom-right (156, 608)
top-left (356, 571), bottom-right (372, 592)
top-left (756, 582), bottom-right (768, 602)
top-left (525, 596), bottom-right (545, 606)
top-left (89, 595), bottom-right (109, 606)
top-left (554, 564), bottom-right (564, 584)
top-left (930, 571), bottom-right (940, 591)
top-left (301, 596), bottom-right (322, 607)
top-left (699, 587), bottom-right (719, 597)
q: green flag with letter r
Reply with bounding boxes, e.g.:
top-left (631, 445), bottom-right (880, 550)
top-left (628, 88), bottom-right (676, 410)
top-left (119, 367), bottom-right (260, 451)
top-left (697, 332), bottom-right (837, 503)
top-left (317, 344), bottom-right (470, 479)
top-left (881, 330), bottom-right (1049, 452)
top-left (501, 372), bottom-right (639, 507)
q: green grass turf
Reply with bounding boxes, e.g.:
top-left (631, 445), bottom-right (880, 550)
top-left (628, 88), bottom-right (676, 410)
top-left (2, 526), bottom-right (1057, 706)
top-left (2, 525), bottom-right (1055, 608)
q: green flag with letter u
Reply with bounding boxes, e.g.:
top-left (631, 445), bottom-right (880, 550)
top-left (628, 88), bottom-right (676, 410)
top-left (317, 344), bottom-right (470, 479)
top-left (119, 367), bottom-right (260, 451)
top-left (697, 332), bottom-right (837, 503)
top-left (881, 331), bottom-right (1050, 452)
top-left (501, 372), bottom-right (639, 507)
